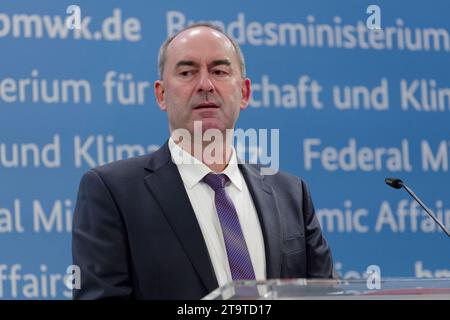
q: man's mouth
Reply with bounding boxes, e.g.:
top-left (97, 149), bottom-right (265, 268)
top-left (193, 102), bottom-right (220, 110)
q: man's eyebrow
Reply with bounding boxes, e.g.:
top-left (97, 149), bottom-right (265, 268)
top-left (210, 59), bottom-right (231, 67)
top-left (174, 59), bottom-right (232, 69)
top-left (175, 60), bottom-right (199, 68)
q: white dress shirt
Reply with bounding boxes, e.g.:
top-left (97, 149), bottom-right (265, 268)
top-left (168, 137), bottom-right (266, 288)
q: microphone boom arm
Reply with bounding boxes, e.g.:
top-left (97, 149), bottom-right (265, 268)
top-left (402, 184), bottom-right (450, 237)
top-left (385, 178), bottom-right (450, 238)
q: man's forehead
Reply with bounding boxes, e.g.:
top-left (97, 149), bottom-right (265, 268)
top-left (173, 27), bottom-right (232, 46)
top-left (166, 27), bottom-right (236, 61)
top-left (177, 27), bottom-right (227, 43)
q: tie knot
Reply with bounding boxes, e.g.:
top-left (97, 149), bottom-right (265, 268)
top-left (202, 173), bottom-right (229, 191)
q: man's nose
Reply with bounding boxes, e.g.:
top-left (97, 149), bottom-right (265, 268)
top-left (196, 71), bottom-right (214, 94)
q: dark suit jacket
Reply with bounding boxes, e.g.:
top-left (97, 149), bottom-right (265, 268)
top-left (72, 141), bottom-right (333, 299)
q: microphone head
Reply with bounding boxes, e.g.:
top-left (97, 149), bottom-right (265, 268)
top-left (385, 177), bottom-right (404, 189)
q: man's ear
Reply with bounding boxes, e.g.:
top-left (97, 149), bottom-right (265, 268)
top-left (154, 80), bottom-right (167, 111)
top-left (240, 78), bottom-right (251, 110)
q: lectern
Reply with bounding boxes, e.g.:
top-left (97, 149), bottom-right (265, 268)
top-left (203, 278), bottom-right (450, 300)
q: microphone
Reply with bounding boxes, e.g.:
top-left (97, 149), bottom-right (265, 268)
top-left (385, 178), bottom-right (450, 237)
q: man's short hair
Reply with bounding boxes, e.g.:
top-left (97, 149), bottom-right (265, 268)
top-left (157, 23), bottom-right (246, 80)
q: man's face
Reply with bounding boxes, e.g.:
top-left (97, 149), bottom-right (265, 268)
top-left (154, 27), bottom-right (251, 135)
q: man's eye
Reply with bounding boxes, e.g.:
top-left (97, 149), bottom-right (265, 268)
top-left (213, 70), bottom-right (228, 76)
top-left (180, 70), bottom-right (194, 77)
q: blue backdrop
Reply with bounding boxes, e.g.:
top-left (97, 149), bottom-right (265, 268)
top-left (1, 0), bottom-right (449, 299)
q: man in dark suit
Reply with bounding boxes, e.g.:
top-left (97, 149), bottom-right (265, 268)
top-left (72, 23), bottom-right (333, 300)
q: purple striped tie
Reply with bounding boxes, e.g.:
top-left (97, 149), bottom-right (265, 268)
top-left (202, 173), bottom-right (256, 281)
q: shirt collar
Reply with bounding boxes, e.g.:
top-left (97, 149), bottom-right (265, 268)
top-left (168, 137), bottom-right (243, 191)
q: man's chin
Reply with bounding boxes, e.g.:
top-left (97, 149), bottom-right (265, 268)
top-left (192, 119), bottom-right (226, 133)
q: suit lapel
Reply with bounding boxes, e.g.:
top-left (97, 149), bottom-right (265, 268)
top-left (143, 142), bottom-right (218, 293)
top-left (239, 164), bottom-right (282, 279)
